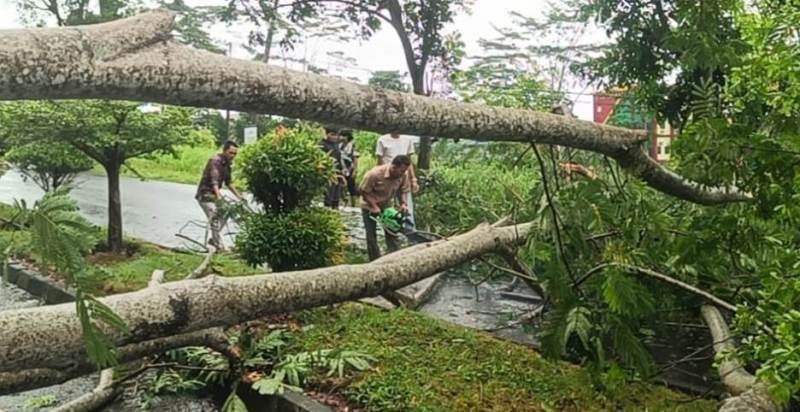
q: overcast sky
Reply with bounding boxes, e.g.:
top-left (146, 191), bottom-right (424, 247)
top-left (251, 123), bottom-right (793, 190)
top-left (0, 0), bottom-right (599, 119)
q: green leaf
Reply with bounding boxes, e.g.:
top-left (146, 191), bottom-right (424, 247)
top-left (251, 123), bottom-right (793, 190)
top-left (221, 391), bottom-right (248, 412)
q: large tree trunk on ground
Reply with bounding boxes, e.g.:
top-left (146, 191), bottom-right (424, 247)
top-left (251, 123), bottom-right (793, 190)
top-left (0, 222), bottom-right (532, 383)
top-left (105, 161), bottom-right (123, 253)
top-left (0, 10), bottom-right (747, 205)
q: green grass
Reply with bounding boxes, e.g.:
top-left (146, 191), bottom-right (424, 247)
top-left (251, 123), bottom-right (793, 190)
top-left (290, 305), bottom-right (718, 412)
top-left (93, 145), bottom-right (217, 185)
top-left (82, 242), bottom-right (260, 295)
top-left (0, 201), bottom-right (260, 295)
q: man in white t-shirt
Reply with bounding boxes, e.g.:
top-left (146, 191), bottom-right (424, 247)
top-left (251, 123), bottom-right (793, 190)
top-left (375, 133), bottom-right (420, 233)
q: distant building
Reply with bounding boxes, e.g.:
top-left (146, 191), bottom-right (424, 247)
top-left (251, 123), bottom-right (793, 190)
top-left (592, 89), bottom-right (676, 163)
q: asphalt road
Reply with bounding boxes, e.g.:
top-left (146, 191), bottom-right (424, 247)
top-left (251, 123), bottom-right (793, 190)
top-left (0, 170), bottom-right (211, 248)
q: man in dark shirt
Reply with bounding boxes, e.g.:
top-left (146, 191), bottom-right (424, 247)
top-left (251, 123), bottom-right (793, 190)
top-left (196, 140), bottom-right (243, 249)
top-left (320, 127), bottom-right (344, 209)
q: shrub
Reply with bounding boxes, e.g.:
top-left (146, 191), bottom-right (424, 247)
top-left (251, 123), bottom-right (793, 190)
top-left (237, 127), bottom-right (333, 212)
top-left (416, 147), bottom-right (540, 234)
top-left (236, 207), bottom-right (345, 271)
top-left (185, 128), bottom-right (218, 148)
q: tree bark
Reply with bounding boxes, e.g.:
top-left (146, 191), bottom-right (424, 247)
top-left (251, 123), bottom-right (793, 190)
top-left (385, 0), bottom-right (433, 169)
top-left (51, 369), bottom-right (118, 412)
top-left (262, 0), bottom-right (280, 64)
top-left (104, 161), bottom-right (123, 253)
top-left (0, 10), bottom-right (748, 205)
top-left (0, 222), bottom-right (532, 377)
top-left (0, 327), bottom-right (231, 394)
top-left (701, 305), bottom-right (781, 412)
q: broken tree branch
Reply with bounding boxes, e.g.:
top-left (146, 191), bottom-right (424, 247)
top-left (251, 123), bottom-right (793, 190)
top-left (624, 265), bottom-right (737, 312)
top-left (0, 223), bottom-right (533, 378)
top-left (52, 369), bottom-right (118, 412)
top-left (0, 326), bottom-right (232, 394)
top-left (0, 10), bottom-right (749, 205)
top-left (185, 245), bottom-right (217, 280)
top-left (575, 263), bottom-right (737, 312)
top-left (700, 305), bottom-right (755, 395)
top-left (701, 305), bottom-right (781, 412)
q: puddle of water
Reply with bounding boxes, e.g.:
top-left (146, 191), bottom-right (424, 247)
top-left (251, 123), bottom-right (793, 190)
top-left (419, 270), bottom-right (541, 347)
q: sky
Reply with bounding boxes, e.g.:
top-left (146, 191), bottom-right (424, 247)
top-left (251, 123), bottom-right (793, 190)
top-left (0, 0), bottom-right (599, 120)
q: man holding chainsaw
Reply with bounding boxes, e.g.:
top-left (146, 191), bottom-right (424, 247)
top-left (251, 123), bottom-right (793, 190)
top-left (359, 155), bottom-right (411, 261)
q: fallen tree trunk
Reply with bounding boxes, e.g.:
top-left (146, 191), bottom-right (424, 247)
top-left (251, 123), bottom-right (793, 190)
top-left (0, 327), bottom-right (232, 394)
top-left (701, 305), bottom-right (781, 412)
top-left (0, 223), bottom-right (532, 379)
top-left (0, 10), bottom-right (747, 205)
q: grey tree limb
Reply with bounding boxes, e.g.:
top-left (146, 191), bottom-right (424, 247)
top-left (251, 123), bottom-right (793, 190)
top-left (0, 10), bottom-right (749, 205)
top-left (0, 222), bottom-right (532, 377)
top-left (701, 305), bottom-right (781, 412)
top-left (51, 369), bottom-right (118, 412)
top-left (185, 246), bottom-right (216, 280)
top-left (0, 327), bottom-right (232, 395)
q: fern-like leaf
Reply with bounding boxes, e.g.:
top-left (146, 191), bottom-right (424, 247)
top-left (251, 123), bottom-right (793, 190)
top-left (602, 270), bottom-right (656, 317)
top-left (609, 316), bottom-right (655, 376)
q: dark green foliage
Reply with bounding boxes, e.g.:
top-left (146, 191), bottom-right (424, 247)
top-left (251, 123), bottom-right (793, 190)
top-left (236, 125), bottom-right (345, 272)
top-left (236, 207), bottom-right (344, 271)
top-left (9, 190), bottom-right (129, 368)
top-left (237, 127), bottom-right (333, 212)
top-left (16, 189), bottom-right (96, 275)
top-left (415, 141), bottom-right (539, 234)
top-left (576, 0), bottom-right (748, 127)
top-left (5, 142), bottom-right (94, 192)
top-left (146, 328), bottom-right (374, 407)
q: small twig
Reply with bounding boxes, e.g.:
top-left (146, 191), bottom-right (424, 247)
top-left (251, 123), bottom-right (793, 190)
top-left (532, 144), bottom-right (578, 287)
top-left (650, 342), bottom-right (715, 379)
top-left (52, 368), bottom-right (118, 412)
top-left (116, 362), bottom-right (230, 386)
top-left (478, 257), bottom-right (539, 284)
top-left (495, 276), bottom-right (520, 292)
top-left (175, 233), bottom-right (209, 253)
top-left (511, 145), bottom-right (533, 168)
top-left (584, 231), bottom-right (621, 242)
top-left (0, 217), bottom-right (25, 231)
top-left (491, 215), bottom-right (512, 228)
top-left (574, 263), bottom-right (613, 288)
top-left (185, 245), bottom-right (217, 280)
top-left (484, 306), bottom-right (545, 332)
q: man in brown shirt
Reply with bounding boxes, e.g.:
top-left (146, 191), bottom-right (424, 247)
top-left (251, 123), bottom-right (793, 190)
top-left (359, 155), bottom-right (411, 261)
top-left (196, 141), bottom-right (243, 249)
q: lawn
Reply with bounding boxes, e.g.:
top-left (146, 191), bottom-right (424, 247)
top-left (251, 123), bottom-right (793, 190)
top-left (289, 304), bottom-right (718, 412)
top-left (0, 201), bottom-right (260, 295)
top-left (82, 242), bottom-right (259, 295)
top-left (93, 145), bottom-right (216, 185)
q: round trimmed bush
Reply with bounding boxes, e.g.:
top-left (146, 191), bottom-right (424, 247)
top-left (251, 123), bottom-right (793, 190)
top-left (237, 126), bottom-right (334, 212)
top-left (236, 207), bottom-right (345, 271)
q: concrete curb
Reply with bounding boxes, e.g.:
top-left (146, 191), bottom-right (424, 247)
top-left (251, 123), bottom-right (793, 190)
top-left (4, 261), bottom-right (75, 304)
